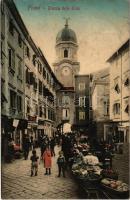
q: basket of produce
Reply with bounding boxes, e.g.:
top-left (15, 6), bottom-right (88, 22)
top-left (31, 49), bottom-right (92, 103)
top-left (72, 163), bottom-right (87, 178)
top-left (101, 169), bottom-right (118, 180)
top-left (76, 171), bottom-right (102, 184)
top-left (100, 178), bottom-right (129, 198)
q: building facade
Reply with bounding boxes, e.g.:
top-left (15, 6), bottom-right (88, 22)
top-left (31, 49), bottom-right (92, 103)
top-left (1, 0), bottom-right (27, 153)
top-left (91, 68), bottom-right (110, 140)
top-left (1, 0), bottom-right (62, 157)
top-left (74, 75), bottom-right (90, 134)
top-left (108, 39), bottom-right (130, 144)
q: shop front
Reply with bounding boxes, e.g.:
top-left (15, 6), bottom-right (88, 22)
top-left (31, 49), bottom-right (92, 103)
top-left (27, 115), bottom-right (38, 145)
top-left (1, 116), bottom-right (28, 160)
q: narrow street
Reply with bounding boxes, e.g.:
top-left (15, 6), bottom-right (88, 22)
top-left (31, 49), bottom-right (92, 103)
top-left (1, 146), bottom-right (79, 199)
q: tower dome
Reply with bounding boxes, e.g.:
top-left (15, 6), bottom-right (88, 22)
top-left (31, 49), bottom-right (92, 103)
top-left (56, 20), bottom-right (77, 44)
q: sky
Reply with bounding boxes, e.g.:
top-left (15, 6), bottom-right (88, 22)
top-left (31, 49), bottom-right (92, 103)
top-left (14, 0), bottom-right (129, 74)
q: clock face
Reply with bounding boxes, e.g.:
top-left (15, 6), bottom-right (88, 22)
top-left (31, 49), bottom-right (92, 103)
top-left (62, 66), bottom-right (70, 76)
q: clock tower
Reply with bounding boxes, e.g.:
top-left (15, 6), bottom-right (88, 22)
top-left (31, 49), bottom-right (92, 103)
top-left (53, 19), bottom-right (80, 128)
top-left (53, 19), bottom-right (80, 87)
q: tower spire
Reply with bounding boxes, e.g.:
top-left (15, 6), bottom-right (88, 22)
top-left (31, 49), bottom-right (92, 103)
top-left (64, 17), bottom-right (70, 28)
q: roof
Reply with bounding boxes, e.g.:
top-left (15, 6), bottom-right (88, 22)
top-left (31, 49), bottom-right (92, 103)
top-left (56, 22), bottom-right (77, 44)
top-left (107, 39), bottom-right (129, 62)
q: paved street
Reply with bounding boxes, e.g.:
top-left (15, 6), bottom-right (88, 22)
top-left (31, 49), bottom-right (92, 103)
top-left (1, 146), bottom-right (80, 199)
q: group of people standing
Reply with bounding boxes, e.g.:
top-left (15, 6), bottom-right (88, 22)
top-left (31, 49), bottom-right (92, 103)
top-left (30, 132), bottom-right (82, 177)
top-left (30, 134), bottom-right (67, 177)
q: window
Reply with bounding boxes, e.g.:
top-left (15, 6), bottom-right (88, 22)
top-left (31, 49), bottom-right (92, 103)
top-left (64, 49), bottom-right (68, 58)
top-left (10, 90), bottom-right (16, 109)
top-left (39, 106), bottom-right (43, 117)
top-left (43, 68), bottom-right (46, 79)
top-left (113, 103), bottom-right (120, 115)
top-left (30, 72), bottom-right (34, 85)
top-left (79, 111), bottom-right (85, 120)
top-left (44, 107), bottom-right (46, 118)
top-left (114, 77), bottom-right (120, 93)
top-left (1, 39), bottom-right (4, 65)
top-left (18, 34), bottom-right (22, 48)
top-left (48, 109), bottom-right (51, 120)
top-left (79, 83), bottom-right (85, 91)
top-left (47, 73), bottom-right (49, 83)
top-left (8, 47), bottom-right (15, 69)
top-left (79, 96), bottom-right (86, 107)
top-left (124, 105), bottom-right (129, 114)
top-left (25, 46), bottom-right (30, 58)
top-left (27, 100), bottom-right (30, 114)
top-left (114, 84), bottom-right (120, 93)
top-left (9, 20), bottom-right (14, 35)
top-left (124, 78), bottom-right (129, 87)
top-left (32, 54), bottom-right (36, 66)
top-left (62, 109), bottom-right (70, 119)
top-left (38, 62), bottom-right (42, 73)
top-left (18, 57), bottom-right (22, 79)
top-left (124, 98), bottom-right (129, 114)
top-left (104, 100), bottom-right (109, 116)
top-left (17, 96), bottom-right (22, 112)
top-left (25, 68), bottom-right (30, 84)
top-left (1, 0), bottom-right (4, 14)
top-left (35, 105), bottom-right (38, 115)
top-left (62, 96), bottom-right (70, 105)
top-left (39, 80), bottom-right (42, 94)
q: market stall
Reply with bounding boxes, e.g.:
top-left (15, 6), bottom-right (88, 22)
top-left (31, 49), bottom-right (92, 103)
top-left (71, 142), bottom-right (129, 199)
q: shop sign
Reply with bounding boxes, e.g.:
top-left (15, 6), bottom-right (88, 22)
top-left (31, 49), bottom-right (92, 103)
top-left (13, 119), bottom-right (19, 128)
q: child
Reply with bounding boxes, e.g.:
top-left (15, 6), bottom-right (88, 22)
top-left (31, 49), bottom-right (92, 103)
top-left (42, 146), bottom-right (52, 175)
top-left (30, 149), bottom-right (39, 176)
top-left (57, 151), bottom-right (66, 177)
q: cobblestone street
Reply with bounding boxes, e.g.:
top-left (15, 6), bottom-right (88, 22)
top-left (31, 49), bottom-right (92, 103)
top-left (1, 146), bottom-right (79, 199)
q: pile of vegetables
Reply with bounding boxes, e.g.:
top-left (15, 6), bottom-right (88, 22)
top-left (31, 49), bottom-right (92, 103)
top-left (83, 154), bottom-right (99, 165)
top-left (101, 178), bottom-right (129, 192)
top-left (72, 162), bottom-right (102, 179)
top-left (72, 163), bottom-right (88, 176)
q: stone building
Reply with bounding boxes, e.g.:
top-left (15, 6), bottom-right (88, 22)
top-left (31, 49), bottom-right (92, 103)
top-left (53, 20), bottom-right (80, 130)
top-left (91, 68), bottom-right (110, 140)
top-left (107, 39), bottom-right (130, 185)
top-left (74, 75), bottom-right (90, 134)
top-left (1, 0), bottom-right (27, 153)
top-left (1, 0), bottom-right (62, 158)
top-left (107, 39), bottom-right (130, 145)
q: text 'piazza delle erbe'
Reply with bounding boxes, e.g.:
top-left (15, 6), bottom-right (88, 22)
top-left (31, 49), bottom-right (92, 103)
top-left (28, 5), bottom-right (80, 11)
